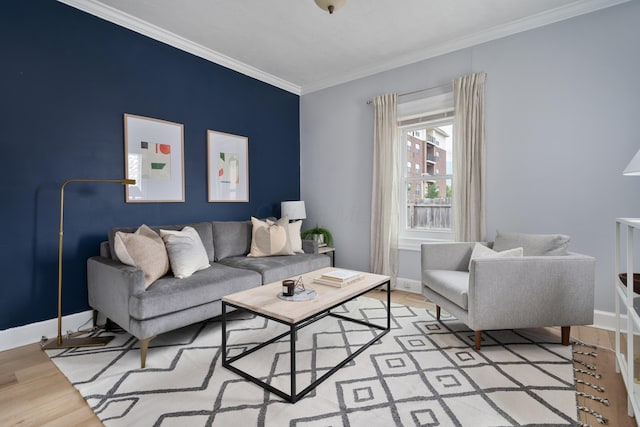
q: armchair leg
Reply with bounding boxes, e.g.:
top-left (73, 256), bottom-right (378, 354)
top-left (436, 305), bottom-right (441, 320)
top-left (139, 337), bottom-right (155, 369)
top-left (561, 326), bottom-right (571, 346)
top-left (475, 331), bottom-right (482, 350)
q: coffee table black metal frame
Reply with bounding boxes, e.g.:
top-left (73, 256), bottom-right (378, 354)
top-left (221, 279), bottom-right (391, 403)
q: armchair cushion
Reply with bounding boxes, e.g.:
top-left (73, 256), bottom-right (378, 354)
top-left (422, 270), bottom-right (470, 310)
top-left (493, 230), bottom-right (570, 256)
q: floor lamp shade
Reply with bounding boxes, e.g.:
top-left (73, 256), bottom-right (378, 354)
top-left (624, 149), bottom-right (640, 175)
top-left (281, 201), bottom-right (307, 221)
top-left (42, 178), bottom-right (135, 350)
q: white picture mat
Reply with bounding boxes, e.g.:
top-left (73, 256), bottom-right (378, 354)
top-left (124, 114), bottom-right (184, 202)
top-left (207, 130), bottom-right (249, 202)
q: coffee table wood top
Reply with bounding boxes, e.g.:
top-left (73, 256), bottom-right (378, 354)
top-left (222, 267), bottom-right (390, 324)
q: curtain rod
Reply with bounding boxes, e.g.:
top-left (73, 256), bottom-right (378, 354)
top-left (366, 81), bottom-right (453, 105)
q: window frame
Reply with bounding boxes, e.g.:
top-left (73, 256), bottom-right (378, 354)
top-left (398, 116), bottom-right (454, 250)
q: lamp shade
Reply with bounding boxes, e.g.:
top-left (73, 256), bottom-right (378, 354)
top-left (281, 201), bottom-right (307, 221)
top-left (624, 149), bottom-right (640, 176)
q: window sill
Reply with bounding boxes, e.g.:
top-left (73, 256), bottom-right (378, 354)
top-left (399, 235), bottom-right (453, 252)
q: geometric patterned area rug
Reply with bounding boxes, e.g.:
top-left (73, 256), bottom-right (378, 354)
top-left (46, 297), bottom-right (579, 426)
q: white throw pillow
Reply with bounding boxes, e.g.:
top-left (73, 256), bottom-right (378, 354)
top-left (114, 224), bottom-right (169, 288)
top-left (468, 243), bottom-right (523, 271)
top-left (248, 216), bottom-right (293, 257)
top-left (288, 220), bottom-right (303, 254)
top-left (160, 226), bottom-right (210, 278)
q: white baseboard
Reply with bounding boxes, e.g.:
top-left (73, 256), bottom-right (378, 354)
top-left (396, 277), bottom-right (422, 294)
top-left (592, 309), bottom-right (627, 332)
top-left (0, 289), bottom-right (625, 353)
top-left (0, 310), bottom-right (94, 352)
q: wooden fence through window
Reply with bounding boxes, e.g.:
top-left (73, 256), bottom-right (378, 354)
top-left (407, 198), bottom-right (451, 229)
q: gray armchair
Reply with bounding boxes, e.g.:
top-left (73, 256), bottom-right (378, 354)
top-left (421, 238), bottom-right (595, 350)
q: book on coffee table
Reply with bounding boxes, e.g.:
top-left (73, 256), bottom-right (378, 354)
top-left (313, 269), bottom-right (363, 287)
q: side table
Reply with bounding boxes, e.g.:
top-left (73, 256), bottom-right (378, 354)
top-left (302, 240), bottom-right (336, 267)
top-left (318, 246), bottom-right (335, 267)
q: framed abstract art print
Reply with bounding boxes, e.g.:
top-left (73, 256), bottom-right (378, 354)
top-left (124, 114), bottom-right (184, 203)
top-left (207, 130), bottom-right (248, 202)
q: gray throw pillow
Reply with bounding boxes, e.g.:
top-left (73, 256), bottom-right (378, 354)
top-left (493, 230), bottom-right (570, 256)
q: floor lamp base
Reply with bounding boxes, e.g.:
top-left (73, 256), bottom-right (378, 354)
top-left (42, 335), bottom-right (114, 350)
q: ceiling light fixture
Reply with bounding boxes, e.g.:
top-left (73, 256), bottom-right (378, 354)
top-left (314, 0), bottom-right (346, 14)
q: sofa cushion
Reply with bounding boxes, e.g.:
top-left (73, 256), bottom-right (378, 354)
top-left (128, 263), bottom-right (261, 320)
top-left (212, 221), bottom-right (252, 261)
top-left (219, 253), bottom-right (331, 284)
top-left (248, 216), bottom-right (293, 257)
top-left (113, 224), bottom-right (169, 288)
top-left (422, 270), bottom-right (470, 310)
top-left (160, 226), bottom-right (211, 278)
top-left (110, 222), bottom-right (214, 262)
top-left (288, 220), bottom-right (304, 254)
top-left (467, 243), bottom-right (523, 271)
top-left (493, 230), bottom-right (570, 256)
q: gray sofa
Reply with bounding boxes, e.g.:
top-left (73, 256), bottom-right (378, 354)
top-left (87, 220), bottom-right (331, 368)
top-left (421, 234), bottom-right (595, 350)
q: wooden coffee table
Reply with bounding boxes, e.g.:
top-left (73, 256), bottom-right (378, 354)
top-left (221, 267), bottom-right (390, 403)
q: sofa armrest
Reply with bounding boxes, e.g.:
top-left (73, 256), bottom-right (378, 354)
top-left (468, 253), bottom-right (595, 330)
top-left (421, 242), bottom-right (487, 272)
top-left (87, 256), bottom-right (146, 330)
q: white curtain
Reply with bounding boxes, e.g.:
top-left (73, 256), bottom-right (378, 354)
top-left (453, 72), bottom-right (487, 242)
top-left (370, 94), bottom-right (399, 286)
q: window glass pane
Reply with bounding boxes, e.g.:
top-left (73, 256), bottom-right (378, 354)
top-left (406, 177), bottom-right (451, 230)
top-left (403, 122), bottom-right (453, 232)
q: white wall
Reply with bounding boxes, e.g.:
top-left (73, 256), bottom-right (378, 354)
top-left (300, 1), bottom-right (640, 312)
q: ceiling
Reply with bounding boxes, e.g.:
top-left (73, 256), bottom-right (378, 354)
top-left (61, 0), bottom-right (628, 94)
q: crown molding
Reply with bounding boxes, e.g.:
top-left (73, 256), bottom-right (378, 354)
top-left (57, 0), bottom-right (628, 97)
top-left (57, 0), bottom-right (302, 95)
top-left (300, 0), bottom-right (631, 94)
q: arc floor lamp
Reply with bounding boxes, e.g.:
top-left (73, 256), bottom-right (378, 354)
top-left (42, 178), bottom-right (135, 350)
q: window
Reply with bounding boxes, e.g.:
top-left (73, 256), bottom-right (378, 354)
top-left (415, 143), bottom-right (420, 153)
top-left (397, 92), bottom-right (454, 247)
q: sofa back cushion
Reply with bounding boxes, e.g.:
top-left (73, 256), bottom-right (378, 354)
top-left (492, 230), bottom-right (570, 256)
top-left (211, 221), bottom-right (252, 261)
top-left (109, 222), bottom-right (214, 262)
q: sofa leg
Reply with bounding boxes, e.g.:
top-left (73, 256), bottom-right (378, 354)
top-left (140, 337), bottom-right (155, 369)
top-left (561, 326), bottom-right (570, 346)
top-left (436, 305), bottom-right (441, 320)
top-left (475, 331), bottom-right (482, 350)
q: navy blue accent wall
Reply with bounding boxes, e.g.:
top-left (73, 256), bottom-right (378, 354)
top-left (0, 1), bottom-right (300, 330)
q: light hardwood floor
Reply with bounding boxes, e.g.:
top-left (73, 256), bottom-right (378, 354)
top-left (0, 290), bottom-right (635, 427)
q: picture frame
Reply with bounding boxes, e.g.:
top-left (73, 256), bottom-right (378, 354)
top-left (207, 130), bottom-right (249, 202)
top-left (124, 114), bottom-right (185, 203)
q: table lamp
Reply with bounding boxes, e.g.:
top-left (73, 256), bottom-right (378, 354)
top-left (281, 201), bottom-right (307, 222)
